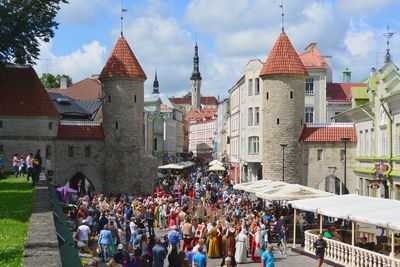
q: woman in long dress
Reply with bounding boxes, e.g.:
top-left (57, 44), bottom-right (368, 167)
top-left (207, 222), bottom-right (221, 258)
top-left (235, 228), bottom-right (248, 263)
top-left (251, 226), bottom-right (261, 262)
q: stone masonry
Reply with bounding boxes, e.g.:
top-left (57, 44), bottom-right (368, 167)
top-left (262, 76), bottom-right (305, 183)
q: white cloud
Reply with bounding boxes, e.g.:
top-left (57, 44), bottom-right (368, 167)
top-left (121, 15), bottom-right (195, 95)
top-left (336, 0), bottom-right (394, 15)
top-left (344, 30), bottom-right (375, 57)
top-left (34, 40), bottom-right (107, 82)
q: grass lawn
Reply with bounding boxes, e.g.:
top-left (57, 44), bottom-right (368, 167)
top-left (0, 174), bottom-right (35, 267)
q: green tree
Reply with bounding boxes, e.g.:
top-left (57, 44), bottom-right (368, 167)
top-left (0, 0), bottom-right (68, 65)
top-left (40, 73), bottom-right (73, 89)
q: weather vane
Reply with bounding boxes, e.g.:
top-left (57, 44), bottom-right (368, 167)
top-left (120, 0), bottom-right (128, 36)
top-left (383, 25), bottom-right (395, 63)
top-left (279, 0), bottom-right (284, 32)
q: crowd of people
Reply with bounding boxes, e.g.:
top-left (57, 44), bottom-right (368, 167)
top-left (63, 161), bottom-right (301, 267)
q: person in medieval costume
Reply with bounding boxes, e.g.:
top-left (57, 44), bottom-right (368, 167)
top-left (235, 228), bottom-right (248, 263)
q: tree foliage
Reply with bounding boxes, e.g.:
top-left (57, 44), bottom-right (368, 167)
top-left (40, 73), bottom-right (73, 89)
top-left (0, 0), bottom-right (68, 65)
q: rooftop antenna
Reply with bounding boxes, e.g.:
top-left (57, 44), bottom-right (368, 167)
top-left (383, 25), bottom-right (395, 63)
top-left (279, 0), bottom-right (285, 32)
top-left (120, 0), bottom-right (128, 36)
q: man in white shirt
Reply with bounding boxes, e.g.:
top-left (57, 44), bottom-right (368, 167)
top-left (77, 220), bottom-right (91, 248)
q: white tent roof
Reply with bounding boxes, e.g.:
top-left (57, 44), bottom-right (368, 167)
top-left (233, 180), bottom-right (285, 194)
top-left (158, 161), bottom-right (194, 170)
top-left (208, 164), bottom-right (225, 171)
top-left (209, 160), bottom-right (223, 166)
top-left (290, 194), bottom-right (400, 231)
top-left (255, 184), bottom-right (334, 201)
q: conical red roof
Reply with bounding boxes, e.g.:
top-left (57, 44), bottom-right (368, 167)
top-left (260, 32), bottom-right (308, 77)
top-left (99, 36), bottom-right (147, 81)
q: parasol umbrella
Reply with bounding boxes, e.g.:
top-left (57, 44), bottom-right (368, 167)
top-left (56, 185), bottom-right (78, 203)
top-left (208, 164), bottom-right (225, 172)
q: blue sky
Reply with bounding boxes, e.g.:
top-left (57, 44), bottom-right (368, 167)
top-left (34, 0), bottom-right (400, 97)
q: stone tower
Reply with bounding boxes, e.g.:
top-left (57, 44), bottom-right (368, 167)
top-left (99, 36), bottom-right (156, 194)
top-left (190, 42), bottom-right (202, 109)
top-left (152, 68), bottom-right (160, 94)
top-left (260, 31), bottom-right (308, 184)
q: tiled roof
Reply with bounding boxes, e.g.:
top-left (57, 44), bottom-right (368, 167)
top-left (48, 78), bottom-right (101, 101)
top-left (187, 108), bottom-right (217, 123)
top-left (299, 123), bottom-right (357, 143)
top-left (99, 36), bottom-right (146, 81)
top-left (260, 32), bottom-right (308, 77)
top-left (57, 124), bottom-right (104, 140)
top-left (169, 96), bottom-right (218, 106)
top-left (299, 43), bottom-right (326, 69)
top-left (326, 83), bottom-right (367, 102)
top-left (0, 65), bottom-right (59, 118)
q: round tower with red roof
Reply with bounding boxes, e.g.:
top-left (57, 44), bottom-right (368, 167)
top-left (99, 36), bottom-right (156, 194)
top-left (260, 31), bottom-right (308, 184)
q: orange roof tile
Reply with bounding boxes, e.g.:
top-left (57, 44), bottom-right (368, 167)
top-left (57, 125), bottom-right (104, 140)
top-left (299, 124), bottom-right (357, 143)
top-left (0, 66), bottom-right (59, 118)
top-left (99, 36), bottom-right (146, 81)
top-left (48, 78), bottom-right (101, 101)
top-left (299, 43), bottom-right (326, 69)
top-left (169, 96), bottom-right (218, 106)
top-left (260, 32), bottom-right (308, 77)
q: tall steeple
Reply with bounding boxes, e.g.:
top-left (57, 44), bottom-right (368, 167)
top-left (190, 41), bottom-right (202, 109)
top-left (152, 68), bottom-right (159, 94)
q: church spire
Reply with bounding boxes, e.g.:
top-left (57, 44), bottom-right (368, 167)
top-left (152, 68), bottom-right (159, 94)
top-left (190, 42), bottom-right (202, 81)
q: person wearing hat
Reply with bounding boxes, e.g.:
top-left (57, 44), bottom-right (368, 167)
top-left (234, 228), bottom-right (248, 263)
top-left (114, 243), bottom-right (124, 264)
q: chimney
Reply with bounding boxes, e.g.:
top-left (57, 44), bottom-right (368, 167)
top-left (370, 67), bottom-right (377, 77)
top-left (343, 67), bottom-right (351, 83)
top-left (59, 77), bottom-right (68, 89)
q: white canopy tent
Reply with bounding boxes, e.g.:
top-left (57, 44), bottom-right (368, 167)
top-left (233, 180), bottom-right (284, 194)
top-left (255, 184), bottom-right (334, 201)
top-left (290, 194), bottom-right (400, 257)
top-left (290, 194), bottom-right (400, 231)
top-left (158, 161), bottom-right (194, 170)
top-left (209, 160), bottom-right (223, 166)
top-left (208, 164), bottom-right (225, 172)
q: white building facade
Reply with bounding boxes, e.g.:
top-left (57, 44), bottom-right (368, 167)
top-left (189, 119), bottom-right (216, 159)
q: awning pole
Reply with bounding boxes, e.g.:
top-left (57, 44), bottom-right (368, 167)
top-left (293, 208), bottom-right (297, 248)
top-left (391, 230), bottom-right (395, 258)
top-left (351, 221), bottom-right (355, 266)
top-left (319, 214), bottom-right (323, 233)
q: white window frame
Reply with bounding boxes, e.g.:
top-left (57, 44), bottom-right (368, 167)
top-left (305, 107), bottom-right (314, 123)
top-left (248, 136), bottom-right (259, 155)
top-left (248, 79), bottom-right (253, 96)
top-left (255, 107), bottom-right (260, 125)
top-left (305, 77), bottom-right (314, 95)
top-left (248, 107), bottom-right (253, 126)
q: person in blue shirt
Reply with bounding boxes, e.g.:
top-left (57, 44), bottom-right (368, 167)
top-left (168, 225), bottom-right (180, 247)
top-left (193, 246), bottom-right (207, 267)
top-left (261, 245), bottom-right (275, 267)
top-left (98, 224), bottom-right (113, 261)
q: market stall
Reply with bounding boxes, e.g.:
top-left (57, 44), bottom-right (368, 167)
top-left (290, 194), bottom-right (400, 266)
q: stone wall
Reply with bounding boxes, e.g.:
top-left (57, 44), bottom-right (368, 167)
top-left (102, 77), bottom-right (155, 194)
top-left (262, 76), bottom-right (305, 183)
top-left (303, 142), bottom-right (358, 194)
top-left (51, 140), bottom-right (105, 192)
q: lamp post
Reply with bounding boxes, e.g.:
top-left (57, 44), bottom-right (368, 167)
top-left (341, 137), bottom-right (351, 194)
top-left (280, 144), bottom-right (288, 182)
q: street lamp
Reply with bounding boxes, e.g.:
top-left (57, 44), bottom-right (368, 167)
top-left (341, 137), bottom-right (351, 194)
top-left (280, 144), bottom-right (288, 182)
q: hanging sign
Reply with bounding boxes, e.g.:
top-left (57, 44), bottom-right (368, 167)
top-left (368, 180), bottom-right (381, 189)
